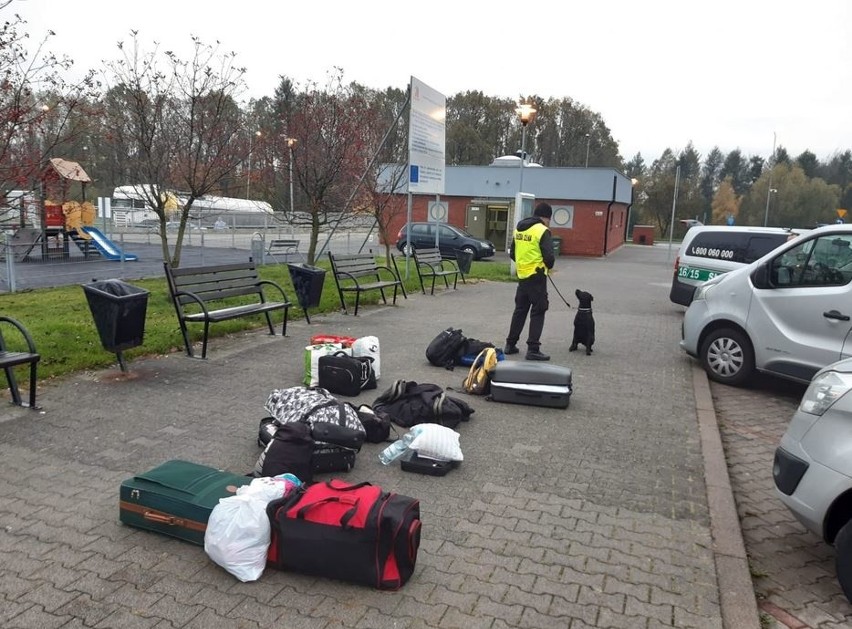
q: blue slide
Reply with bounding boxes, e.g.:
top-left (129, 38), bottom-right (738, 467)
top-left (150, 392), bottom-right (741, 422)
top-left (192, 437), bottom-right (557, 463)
top-left (80, 226), bottom-right (139, 261)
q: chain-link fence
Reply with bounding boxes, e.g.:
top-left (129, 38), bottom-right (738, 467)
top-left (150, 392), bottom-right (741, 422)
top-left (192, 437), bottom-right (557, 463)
top-left (1, 223), bottom-right (387, 293)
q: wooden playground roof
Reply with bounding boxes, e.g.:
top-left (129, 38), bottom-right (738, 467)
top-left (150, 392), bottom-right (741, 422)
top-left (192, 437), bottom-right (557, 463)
top-left (47, 158), bottom-right (92, 183)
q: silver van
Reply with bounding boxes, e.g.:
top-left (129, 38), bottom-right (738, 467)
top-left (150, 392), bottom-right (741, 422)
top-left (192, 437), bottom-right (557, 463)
top-left (670, 226), bottom-right (804, 306)
top-left (680, 224), bottom-right (852, 386)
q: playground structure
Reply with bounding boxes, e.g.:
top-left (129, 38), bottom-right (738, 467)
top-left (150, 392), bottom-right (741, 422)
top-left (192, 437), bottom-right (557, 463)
top-left (7, 158), bottom-right (137, 262)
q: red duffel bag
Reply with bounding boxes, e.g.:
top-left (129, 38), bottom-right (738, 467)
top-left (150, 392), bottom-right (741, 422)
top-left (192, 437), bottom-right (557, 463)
top-left (266, 479), bottom-right (421, 590)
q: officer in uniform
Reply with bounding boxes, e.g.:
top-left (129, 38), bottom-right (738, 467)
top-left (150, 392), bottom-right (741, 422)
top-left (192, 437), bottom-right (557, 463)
top-left (504, 202), bottom-right (555, 361)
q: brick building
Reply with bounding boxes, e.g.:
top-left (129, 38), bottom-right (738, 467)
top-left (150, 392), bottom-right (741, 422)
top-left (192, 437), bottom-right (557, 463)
top-left (386, 159), bottom-right (636, 257)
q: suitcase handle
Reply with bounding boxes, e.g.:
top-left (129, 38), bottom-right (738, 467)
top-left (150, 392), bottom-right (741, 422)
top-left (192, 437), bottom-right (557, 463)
top-left (143, 510), bottom-right (186, 527)
top-left (296, 496), bottom-right (360, 528)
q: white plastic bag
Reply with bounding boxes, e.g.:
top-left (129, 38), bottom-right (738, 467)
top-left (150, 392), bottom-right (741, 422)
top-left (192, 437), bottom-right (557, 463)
top-left (352, 336), bottom-right (381, 380)
top-left (204, 494), bottom-right (270, 582)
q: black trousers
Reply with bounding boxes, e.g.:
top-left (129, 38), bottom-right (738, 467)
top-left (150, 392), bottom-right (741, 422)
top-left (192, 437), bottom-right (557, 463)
top-left (506, 273), bottom-right (549, 350)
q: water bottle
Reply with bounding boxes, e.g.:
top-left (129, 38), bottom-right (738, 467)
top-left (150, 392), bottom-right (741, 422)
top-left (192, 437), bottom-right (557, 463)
top-left (378, 432), bottom-right (414, 465)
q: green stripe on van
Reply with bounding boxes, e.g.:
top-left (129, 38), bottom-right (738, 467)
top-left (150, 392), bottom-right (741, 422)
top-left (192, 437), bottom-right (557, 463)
top-left (677, 265), bottom-right (722, 282)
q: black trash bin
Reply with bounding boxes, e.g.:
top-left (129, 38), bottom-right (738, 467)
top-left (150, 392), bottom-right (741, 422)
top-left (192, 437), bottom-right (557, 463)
top-left (82, 279), bottom-right (149, 372)
top-left (552, 236), bottom-right (563, 257)
top-left (288, 263), bottom-right (326, 324)
top-left (454, 250), bottom-right (474, 275)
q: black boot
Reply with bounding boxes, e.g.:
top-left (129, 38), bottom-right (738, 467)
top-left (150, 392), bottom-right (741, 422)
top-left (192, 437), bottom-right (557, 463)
top-left (525, 349), bottom-right (550, 361)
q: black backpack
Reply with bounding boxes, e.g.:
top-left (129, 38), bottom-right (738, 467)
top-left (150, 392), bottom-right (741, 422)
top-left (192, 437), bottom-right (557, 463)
top-left (372, 379), bottom-right (474, 430)
top-left (254, 421), bottom-right (314, 482)
top-left (425, 328), bottom-right (467, 369)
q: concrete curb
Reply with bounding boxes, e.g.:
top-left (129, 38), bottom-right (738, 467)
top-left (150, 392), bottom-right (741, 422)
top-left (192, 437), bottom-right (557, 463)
top-left (693, 364), bottom-right (762, 628)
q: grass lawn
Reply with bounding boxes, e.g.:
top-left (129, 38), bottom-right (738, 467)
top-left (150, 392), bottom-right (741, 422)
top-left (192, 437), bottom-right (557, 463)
top-left (1, 258), bottom-right (513, 383)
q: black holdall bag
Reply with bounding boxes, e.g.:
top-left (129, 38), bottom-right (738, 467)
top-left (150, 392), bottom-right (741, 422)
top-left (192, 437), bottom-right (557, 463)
top-left (425, 327), bottom-right (467, 369)
top-left (318, 352), bottom-right (377, 397)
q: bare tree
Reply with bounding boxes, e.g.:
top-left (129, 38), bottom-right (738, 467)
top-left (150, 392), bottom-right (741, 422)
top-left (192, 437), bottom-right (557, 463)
top-left (0, 9), bottom-right (98, 213)
top-left (102, 33), bottom-right (247, 266)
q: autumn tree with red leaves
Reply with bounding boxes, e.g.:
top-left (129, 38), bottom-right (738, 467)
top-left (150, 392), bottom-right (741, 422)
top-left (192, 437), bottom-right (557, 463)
top-left (0, 6), bottom-right (98, 224)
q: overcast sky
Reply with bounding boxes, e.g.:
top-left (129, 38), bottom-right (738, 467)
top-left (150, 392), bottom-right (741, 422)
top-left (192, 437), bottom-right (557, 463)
top-left (15, 0), bottom-right (852, 164)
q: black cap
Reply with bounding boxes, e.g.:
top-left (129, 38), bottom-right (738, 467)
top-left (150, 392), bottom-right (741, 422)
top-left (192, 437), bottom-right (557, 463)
top-left (533, 202), bottom-right (553, 219)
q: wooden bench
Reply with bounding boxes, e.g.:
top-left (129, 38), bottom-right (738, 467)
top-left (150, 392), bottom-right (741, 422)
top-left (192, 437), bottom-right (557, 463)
top-left (266, 239), bottom-right (302, 263)
top-left (0, 316), bottom-right (40, 408)
top-left (328, 252), bottom-right (407, 316)
top-left (164, 260), bottom-right (292, 359)
top-left (412, 247), bottom-right (463, 295)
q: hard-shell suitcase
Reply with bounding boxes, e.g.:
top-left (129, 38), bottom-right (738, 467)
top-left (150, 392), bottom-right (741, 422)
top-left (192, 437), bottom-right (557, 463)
top-left (119, 459), bottom-right (251, 545)
top-left (489, 362), bottom-right (572, 409)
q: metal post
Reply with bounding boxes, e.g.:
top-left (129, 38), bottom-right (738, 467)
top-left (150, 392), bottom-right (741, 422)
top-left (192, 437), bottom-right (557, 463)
top-left (585, 133), bottom-right (591, 167)
top-left (763, 132), bottom-right (777, 227)
top-left (667, 165), bottom-right (681, 262)
top-left (518, 125), bottom-right (528, 193)
top-left (5, 232), bottom-right (16, 293)
top-left (246, 132), bottom-right (253, 200)
top-left (288, 142), bottom-right (296, 217)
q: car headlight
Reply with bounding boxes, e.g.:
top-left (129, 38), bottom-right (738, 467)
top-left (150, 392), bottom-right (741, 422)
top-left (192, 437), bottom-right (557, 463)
top-left (800, 370), bottom-right (852, 415)
top-left (480, 241), bottom-right (491, 248)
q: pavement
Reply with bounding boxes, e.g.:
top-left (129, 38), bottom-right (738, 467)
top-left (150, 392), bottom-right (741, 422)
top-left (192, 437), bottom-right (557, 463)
top-left (0, 242), bottom-right (803, 628)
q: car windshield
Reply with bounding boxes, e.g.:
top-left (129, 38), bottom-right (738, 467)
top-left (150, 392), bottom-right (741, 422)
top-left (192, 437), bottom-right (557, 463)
top-left (448, 226), bottom-right (473, 238)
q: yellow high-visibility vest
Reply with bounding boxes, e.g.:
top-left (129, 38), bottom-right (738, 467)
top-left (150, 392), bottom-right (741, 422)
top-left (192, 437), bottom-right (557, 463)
top-left (514, 223), bottom-right (548, 279)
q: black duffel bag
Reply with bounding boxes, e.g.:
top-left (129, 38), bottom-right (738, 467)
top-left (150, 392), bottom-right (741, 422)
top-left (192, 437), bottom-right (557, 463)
top-left (318, 352), bottom-right (376, 396)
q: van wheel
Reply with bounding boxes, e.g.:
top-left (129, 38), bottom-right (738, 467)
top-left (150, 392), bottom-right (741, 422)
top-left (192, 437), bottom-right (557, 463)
top-left (699, 328), bottom-right (754, 386)
top-left (835, 520), bottom-right (852, 603)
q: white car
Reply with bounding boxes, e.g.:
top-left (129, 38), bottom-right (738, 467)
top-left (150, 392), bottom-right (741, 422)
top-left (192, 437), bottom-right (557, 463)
top-left (680, 224), bottom-right (852, 386)
top-left (775, 357), bottom-right (852, 602)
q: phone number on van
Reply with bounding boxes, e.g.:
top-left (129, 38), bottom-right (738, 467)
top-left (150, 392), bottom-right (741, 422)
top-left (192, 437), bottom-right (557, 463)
top-left (687, 246), bottom-right (736, 260)
top-left (677, 266), bottom-right (720, 282)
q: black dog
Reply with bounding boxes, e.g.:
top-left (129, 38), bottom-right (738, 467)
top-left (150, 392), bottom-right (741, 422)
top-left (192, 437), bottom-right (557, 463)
top-left (569, 289), bottom-right (595, 355)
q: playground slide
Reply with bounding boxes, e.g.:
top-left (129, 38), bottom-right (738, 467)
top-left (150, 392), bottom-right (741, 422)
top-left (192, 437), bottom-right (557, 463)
top-left (80, 226), bottom-right (139, 261)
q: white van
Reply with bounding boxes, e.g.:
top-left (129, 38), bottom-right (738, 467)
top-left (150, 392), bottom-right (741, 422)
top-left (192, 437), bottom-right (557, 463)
top-left (680, 224), bottom-right (852, 386)
top-left (670, 226), bottom-right (805, 306)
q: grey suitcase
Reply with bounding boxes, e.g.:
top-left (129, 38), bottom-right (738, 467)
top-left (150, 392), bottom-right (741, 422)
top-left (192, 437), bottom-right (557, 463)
top-left (489, 362), bottom-right (572, 409)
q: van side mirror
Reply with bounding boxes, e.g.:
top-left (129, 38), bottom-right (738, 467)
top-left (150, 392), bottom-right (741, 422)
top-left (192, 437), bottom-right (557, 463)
top-left (751, 263), bottom-right (770, 289)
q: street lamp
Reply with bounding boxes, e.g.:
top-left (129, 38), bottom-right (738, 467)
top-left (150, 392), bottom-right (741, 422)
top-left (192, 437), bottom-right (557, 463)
top-left (763, 132), bottom-right (777, 226)
top-left (246, 130), bottom-right (261, 199)
top-left (516, 102), bottom-right (536, 194)
top-left (285, 137), bottom-right (297, 217)
top-left (584, 133), bottom-right (591, 168)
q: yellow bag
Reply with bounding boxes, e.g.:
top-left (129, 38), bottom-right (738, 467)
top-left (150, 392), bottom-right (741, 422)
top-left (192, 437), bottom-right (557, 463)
top-left (462, 347), bottom-right (499, 395)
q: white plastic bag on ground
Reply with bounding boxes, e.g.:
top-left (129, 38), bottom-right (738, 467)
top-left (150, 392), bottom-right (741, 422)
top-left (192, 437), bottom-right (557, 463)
top-left (204, 494), bottom-right (270, 582)
top-left (352, 336), bottom-right (381, 380)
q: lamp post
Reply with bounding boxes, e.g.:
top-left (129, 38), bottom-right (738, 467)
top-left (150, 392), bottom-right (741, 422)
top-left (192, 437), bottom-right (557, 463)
top-left (516, 102), bottom-right (536, 194)
top-left (246, 130), bottom-right (261, 199)
top-left (584, 133), bottom-right (591, 167)
top-left (285, 137), bottom-right (297, 217)
top-left (763, 132), bottom-right (777, 226)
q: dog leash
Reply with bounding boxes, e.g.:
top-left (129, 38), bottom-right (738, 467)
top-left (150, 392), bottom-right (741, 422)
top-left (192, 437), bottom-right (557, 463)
top-left (547, 274), bottom-right (572, 309)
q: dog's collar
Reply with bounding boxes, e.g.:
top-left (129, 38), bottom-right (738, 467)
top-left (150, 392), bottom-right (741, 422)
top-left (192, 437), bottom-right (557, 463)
top-left (577, 307), bottom-right (593, 312)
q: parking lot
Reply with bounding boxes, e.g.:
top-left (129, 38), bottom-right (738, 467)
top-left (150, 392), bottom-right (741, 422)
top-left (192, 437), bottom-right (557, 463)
top-left (1, 239), bottom-right (851, 627)
top-left (713, 375), bottom-right (852, 628)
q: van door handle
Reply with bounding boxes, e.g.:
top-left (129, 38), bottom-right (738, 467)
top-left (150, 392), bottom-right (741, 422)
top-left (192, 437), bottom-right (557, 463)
top-left (824, 310), bottom-right (851, 321)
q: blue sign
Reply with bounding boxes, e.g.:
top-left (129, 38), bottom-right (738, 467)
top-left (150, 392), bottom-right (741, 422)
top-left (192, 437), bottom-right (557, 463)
top-left (409, 165), bottom-right (420, 184)
top-left (726, 215), bottom-right (735, 226)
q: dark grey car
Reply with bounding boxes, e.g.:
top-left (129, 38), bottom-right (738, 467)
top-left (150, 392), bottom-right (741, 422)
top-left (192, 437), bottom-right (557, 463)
top-left (396, 223), bottom-right (495, 260)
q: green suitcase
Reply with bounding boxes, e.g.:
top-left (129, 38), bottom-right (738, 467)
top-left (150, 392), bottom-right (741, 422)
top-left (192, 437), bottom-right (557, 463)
top-left (119, 459), bottom-right (251, 545)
